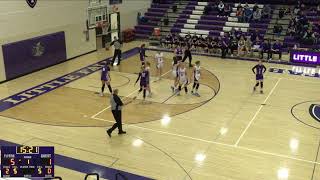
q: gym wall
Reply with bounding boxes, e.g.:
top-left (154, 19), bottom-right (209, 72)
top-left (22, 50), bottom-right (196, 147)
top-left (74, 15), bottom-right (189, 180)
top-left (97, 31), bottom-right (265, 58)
top-left (110, 0), bottom-right (152, 30)
top-left (0, 0), bottom-right (96, 82)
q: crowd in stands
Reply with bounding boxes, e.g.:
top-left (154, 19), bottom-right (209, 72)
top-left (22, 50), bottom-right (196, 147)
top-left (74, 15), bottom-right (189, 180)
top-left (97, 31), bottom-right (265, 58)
top-left (285, 1), bottom-right (320, 46)
top-left (160, 31), bottom-right (283, 60)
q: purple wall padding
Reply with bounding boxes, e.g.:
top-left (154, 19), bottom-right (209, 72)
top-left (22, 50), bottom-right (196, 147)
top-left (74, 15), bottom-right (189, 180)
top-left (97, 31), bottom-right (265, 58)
top-left (2, 31), bottom-right (67, 80)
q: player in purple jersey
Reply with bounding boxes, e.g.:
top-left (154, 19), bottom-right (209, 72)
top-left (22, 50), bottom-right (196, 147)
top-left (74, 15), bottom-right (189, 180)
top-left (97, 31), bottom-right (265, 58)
top-left (100, 62), bottom-right (113, 96)
top-left (252, 60), bottom-right (267, 94)
top-left (139, 44), bottom-right (148, 65)
top-left (174, 45), bottom-right (183, 61)
top-left (145, 61), bottom-right (152, 97)
top-left (135, 63), bottom-right (151, 101)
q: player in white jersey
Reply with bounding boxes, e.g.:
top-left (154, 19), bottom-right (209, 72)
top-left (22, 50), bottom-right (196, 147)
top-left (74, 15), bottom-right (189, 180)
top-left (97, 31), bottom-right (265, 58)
top-left (177, 62), bottom-right (189, 96)
top-left (154, 51), bottom-right (164, 80)
top-left (191, 61), bottom-right (201, 97)
top-left (171, 57), bottom-right (179, 93)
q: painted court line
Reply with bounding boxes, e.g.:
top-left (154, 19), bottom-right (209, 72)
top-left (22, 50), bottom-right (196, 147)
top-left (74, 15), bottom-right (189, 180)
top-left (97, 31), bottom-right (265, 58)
top-left (91, 116), bottom-right (320, 166)
top-left (129, 124), bottom-right (320, 165)
top-left (234, 78), bottom-right (282, 146)
top-left (91, 69), bottom-right (172, 119)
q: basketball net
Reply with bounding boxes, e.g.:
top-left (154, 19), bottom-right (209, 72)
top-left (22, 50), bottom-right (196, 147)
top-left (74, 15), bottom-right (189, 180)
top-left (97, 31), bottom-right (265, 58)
top-left (96, 21), bottom-right (109, 35)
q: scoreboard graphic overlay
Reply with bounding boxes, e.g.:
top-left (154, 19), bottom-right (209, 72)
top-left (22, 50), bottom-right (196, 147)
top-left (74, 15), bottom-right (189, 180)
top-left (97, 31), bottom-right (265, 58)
top-left (1, 146), bottom-right (54, 178)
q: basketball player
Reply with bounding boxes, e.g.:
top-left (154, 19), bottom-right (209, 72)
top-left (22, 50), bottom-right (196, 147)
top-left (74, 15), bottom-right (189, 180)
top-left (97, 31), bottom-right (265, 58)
top-left (100, 62), bottom-right (112, 96)
top-left (155, 51), bottom-right (164, 80)
top-left (174, 44), bottom-right (183, 61)
top-left (145, 61), bottom-right (152, 97)
top-left (252, 60), bottom-right (267, 94)
top-left (191, 61), bottom-right (201, 97)
top-left (182, 43), bottom-right (192, 68)
top-left (139, 44), bottom-right (148, 65)
top-left (177, 62), bottom-right (189, 96)
top-left (171, 57), bottom-right (179, 93)
top-left (135, 65), bottom-right (149, 102)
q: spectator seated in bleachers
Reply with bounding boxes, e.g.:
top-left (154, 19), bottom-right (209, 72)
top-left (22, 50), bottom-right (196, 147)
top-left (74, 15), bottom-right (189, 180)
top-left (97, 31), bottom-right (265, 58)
top-left (273, 21), bottom-right (283, 37)
top-left (137, 12), bottom-right (149, 24)
top-left (244, 5), bottom-right (253, 23)
top-left (250, 29), bottom-right (262, 42)
top-left (237, 36), bottom-right (247, 57)
top-left (317, 4), bottom-right (320, 15)
top-left (260, 39), bottom-right (271, 60)
top-left (217, 0), bottom-right (225, 17)
top-left (251, 36), bottom-right (262, 55)
top-left (229, 36), bottom-right (238, 57)
top-left (270, 39), bottom-right (282, 60)
top-left (262, 5), bottom-right (271, 19)
top-left (279, 7), bottom-right (286, 19)
top-left (252, 9), bottom-right (262, 22)
top-left (302, 28), bottom-right (316, 45)
top-left (253, 3), bottom-right (259, 13)
top-left (236, 7), bottom-right (244, 23)
top-left (245, 36), bottom-right (252, 56)
top-left (224, 4), bottom-right (232, 17)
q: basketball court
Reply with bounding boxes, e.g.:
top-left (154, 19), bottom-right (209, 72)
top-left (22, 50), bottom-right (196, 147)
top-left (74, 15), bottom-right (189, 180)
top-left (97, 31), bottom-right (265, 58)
top-left (0, 40), bottom-right (319, 179)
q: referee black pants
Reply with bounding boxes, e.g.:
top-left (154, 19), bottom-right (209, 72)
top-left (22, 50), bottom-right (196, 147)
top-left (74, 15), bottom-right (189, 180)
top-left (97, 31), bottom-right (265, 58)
top-left (112, 49), bottom-right (122, 65)
top-left (108, 110), bottom-right (123, 133)
top-left (182, 50), bottom-right (192, 66)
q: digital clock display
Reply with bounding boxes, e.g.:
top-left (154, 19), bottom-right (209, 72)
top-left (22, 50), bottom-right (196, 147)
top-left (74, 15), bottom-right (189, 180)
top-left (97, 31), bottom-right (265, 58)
top-left (1, 146), bottom-right (54, 178)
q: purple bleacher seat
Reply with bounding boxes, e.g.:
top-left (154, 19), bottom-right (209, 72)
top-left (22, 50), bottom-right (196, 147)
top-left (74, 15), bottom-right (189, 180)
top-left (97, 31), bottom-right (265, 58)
top-left (197, 24), bottom-right (224, 31)
top-left (198, 19), bottom-right (226, 26)
top-left (201, 15), bottom-right (228, 21)
top-left (135, 25), bottom-right (155, 31)
top-left (148, 8), bottom-right (167, 13)
top-left (144, 16), bottom-right (161, 21)
top-left (145, 12), bottom-right (165, 17)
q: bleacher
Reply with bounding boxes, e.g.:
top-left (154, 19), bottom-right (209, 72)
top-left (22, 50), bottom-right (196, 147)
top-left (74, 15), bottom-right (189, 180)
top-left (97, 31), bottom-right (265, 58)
top-left (135, 0), bottom-right (319, 57)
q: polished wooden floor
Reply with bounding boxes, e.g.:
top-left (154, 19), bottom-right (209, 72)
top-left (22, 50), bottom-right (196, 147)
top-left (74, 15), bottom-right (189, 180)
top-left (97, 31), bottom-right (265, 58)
top-left (0, 41), bottom-right (319, 180)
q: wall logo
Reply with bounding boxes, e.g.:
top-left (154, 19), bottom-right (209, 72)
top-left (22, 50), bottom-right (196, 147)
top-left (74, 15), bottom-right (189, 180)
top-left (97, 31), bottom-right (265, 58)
top-left (290, 50), bottom-right (320, 65)
top-left (309, 104), bottom-right (320, 123)
top-left (32, 42), bottom-right (45, 57)
top-left (26, 0), bottom-right (37, 8)
top-left (293, 54), bottom-right (317, 62)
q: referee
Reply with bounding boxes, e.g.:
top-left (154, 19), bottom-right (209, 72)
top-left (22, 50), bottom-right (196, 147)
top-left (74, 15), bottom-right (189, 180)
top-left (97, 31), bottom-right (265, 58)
top-left (110, 36), bottom-right (122, 66)
top-left (107, 89), bottom-right (134, 137)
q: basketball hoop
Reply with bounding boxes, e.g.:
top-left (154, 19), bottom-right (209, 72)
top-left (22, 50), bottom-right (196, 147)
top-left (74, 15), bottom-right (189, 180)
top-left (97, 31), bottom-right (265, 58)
top-left (96, 21), bottom-right (109, 35)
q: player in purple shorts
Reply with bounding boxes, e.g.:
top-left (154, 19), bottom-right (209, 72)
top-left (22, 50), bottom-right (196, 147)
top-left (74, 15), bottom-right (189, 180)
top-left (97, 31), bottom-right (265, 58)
top-left (135, 64), bottom-right (150, 102)
top-left (252, 60), bottom-right (267, 94)
top-left (100, 62), bottom-right (113, 96)
top-left (139, 44), bottom-right (148, 65)
top-left (174, 45), bottom-right (183, 61)
top-left (145, 61), bottom-right (152, 97)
